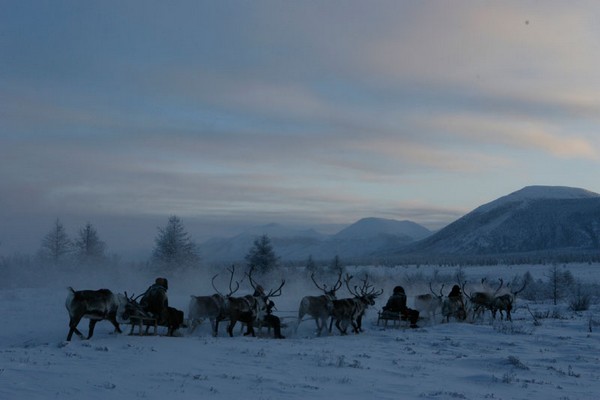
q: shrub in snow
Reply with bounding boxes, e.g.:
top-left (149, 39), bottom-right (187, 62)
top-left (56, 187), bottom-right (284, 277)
top-left (492, 320), bottom-right (533, 335)
top-left (568, 283), bottom-right (592, 311)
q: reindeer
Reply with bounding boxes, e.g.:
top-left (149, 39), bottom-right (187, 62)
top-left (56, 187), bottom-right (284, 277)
top-left (329, 274), bottom-right (383, 335)
top-left (117, 291), bottom-right (155, 335)
top-left (297, 272), bottom-right (342, 336)
top-left (188, 274), bottom-right (229, 336)
top-left (212, 265), bottom-right (268, 337)
top-left (349, 275), bottom-right (383, 332)
top-left (65, 287), bottom-right (122, 341)
top-left (462, 278), bottom-right (504, 321)
top-left (492, 280), bottom-right (528, 321)
top-left (414, 283), bottom-right (444, 323)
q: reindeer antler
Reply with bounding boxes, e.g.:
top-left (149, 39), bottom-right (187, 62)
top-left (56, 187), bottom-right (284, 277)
top-left (227, 265), bottom-right (240, 296)
top-left (247, 266), bottom-right (285, 298)
top-left (247, 266), bottom-right (260, 292)
top-left (429, 282), bottom-right (445, 299)
top-left (461, 280), bottom-right (473, 301)
top-left (310, 273), bottom-right (327, 292)
top-left (332, 271), bottom-right (343, 292)
top-left (211, 274), bottom-right (222, 295)
top-left (267, 280), bottom-right (285, 298)
top-left (512, 280), bottom-right (528, 296)
top-left (493, 278), bottom-right (504, 296)
top-left (360, 275), bottom-right (383, 297)
top-left (344, 274), bottom-right (359, 297)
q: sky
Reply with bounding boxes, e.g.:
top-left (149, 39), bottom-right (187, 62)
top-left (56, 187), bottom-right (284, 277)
top-left (2, 1), bottom-right (600, 258)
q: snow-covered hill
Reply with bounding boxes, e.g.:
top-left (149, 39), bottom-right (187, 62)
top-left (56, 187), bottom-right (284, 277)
top-left (404, 186), bottom-right (600, 255)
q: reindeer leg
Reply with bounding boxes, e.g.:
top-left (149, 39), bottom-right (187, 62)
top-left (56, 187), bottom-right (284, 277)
top-left (227, 320), bottom-right (235, 337)
top-left (108, 316), bottom-right (122, 334)
top-left (356, 315), bottom-right (363, 332)
top-left (335, 319), bottom-right (346, 335)
top-left (87, 319), bottom-right (98, 339)
top-left (351, 320), bottom-right (360, 334)
top-left (67, 316), bottom-right (84, 341)
top-left (212, 318), bottom-right (219, 337)
top-left (316, 317), bottom-right (327, 336)
top-left (247, 325), bottom-right (255, 337)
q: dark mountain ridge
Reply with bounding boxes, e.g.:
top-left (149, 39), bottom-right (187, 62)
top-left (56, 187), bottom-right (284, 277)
top-left (400, 186), bottom-right (600, 257)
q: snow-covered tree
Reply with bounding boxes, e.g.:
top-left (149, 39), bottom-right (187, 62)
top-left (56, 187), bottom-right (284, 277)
top-left (74, 222), bottom-right (107, 266)
top-left (152, 215), bottom-right (200, 271)
top-left (39, 218), bottom-right (72, 264)
top-left (245, 234), bottom-right (279, 275)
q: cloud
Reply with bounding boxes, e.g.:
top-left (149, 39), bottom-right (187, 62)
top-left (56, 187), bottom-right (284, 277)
top-left (430, 113), bottom-right (599, 160)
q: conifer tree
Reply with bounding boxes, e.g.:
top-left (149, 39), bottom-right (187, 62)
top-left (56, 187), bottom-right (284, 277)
top-left (152, 215), bottom-right (199, 271)
top-left (245, 234), bottom-right (279, 275)
top-left (74, 222), bottom-right (107, 265)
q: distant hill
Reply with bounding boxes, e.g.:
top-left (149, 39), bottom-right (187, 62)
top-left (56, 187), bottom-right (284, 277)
top-left (333, 217), bottom-right (431, 241)
top-left (401, 186), bottom-right (600, 256)
top-left (198, 218), bottom-right (432, 263)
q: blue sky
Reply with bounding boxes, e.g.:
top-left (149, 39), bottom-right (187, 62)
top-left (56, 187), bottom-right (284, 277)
top-left (2, 1), bottom-right (600, 257)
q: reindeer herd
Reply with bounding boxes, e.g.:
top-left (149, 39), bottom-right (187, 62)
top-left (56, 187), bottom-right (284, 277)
top-left (64, 268), bottom-right (527, 342)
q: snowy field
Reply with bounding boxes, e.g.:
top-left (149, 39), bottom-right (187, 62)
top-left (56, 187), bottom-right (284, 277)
top-left (1, 264), bottom-right (599, 400)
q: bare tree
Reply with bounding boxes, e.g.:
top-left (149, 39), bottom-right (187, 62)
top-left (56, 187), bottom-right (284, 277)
top-left (546, 264), bottom-right (575, 305)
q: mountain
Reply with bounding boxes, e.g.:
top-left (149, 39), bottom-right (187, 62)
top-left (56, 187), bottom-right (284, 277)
top-left (198, 218), bottom-right (432, 263)
top-left (333, 218), bottom-right (431, 241)
top-left (199, 224), bottom-right (326, 263)
top-left (402, 186), bottom-right (600, 256)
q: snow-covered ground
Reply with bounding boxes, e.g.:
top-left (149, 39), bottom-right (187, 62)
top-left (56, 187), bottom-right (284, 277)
top-left (1, 264), bottom-right (599, 400)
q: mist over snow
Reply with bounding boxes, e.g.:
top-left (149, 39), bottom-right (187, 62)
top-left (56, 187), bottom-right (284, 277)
top-left (2, 263), bottom-right (600, 400)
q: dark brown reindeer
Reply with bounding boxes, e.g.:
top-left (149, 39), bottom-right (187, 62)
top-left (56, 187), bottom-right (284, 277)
top-left (329, 274), bottom-right (383, 335)
top-left (348, 275), bottom-right (383, 332)
top-left (65, 287), bottom-right (122, 341)
top-left (462, 278), bottom-right (504, 321)
top-left (297, 272), bottom-right (343, 336)
top-left (188, 274), bottom-right (229, 337)
top-left (492, 280), bottom-right (528, 321)
top-left (213, 265), bottom-right (267, 337)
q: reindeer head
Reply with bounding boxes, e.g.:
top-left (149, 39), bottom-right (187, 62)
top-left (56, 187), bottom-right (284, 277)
top-left (117, 291), bottom-right (145, 321)
top-left (345, 274), bottom-right (383, 305)
top-left (247, 266), bottom-right (285, 311)
top-left (429, 282), bottom-right (445, 300)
